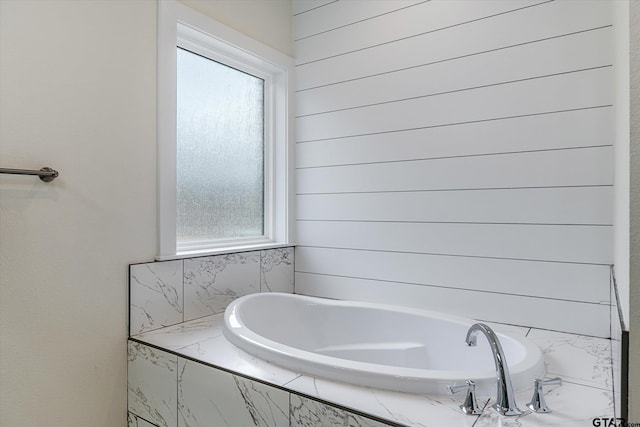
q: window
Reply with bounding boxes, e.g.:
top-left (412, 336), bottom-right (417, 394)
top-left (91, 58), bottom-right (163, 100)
top-left (176, 48), bottom-right (265, 243)
top-left (157, 1), bottom-right (294, 260)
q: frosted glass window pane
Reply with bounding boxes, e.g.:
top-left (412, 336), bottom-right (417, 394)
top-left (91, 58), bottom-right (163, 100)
top-left (176, 48), bottom-right (264, 243)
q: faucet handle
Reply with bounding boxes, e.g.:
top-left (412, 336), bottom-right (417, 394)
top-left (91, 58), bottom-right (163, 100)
top-left (448, 380), bottom-right (483, 415)
top-left (526, 377), bottom-right (563, 413)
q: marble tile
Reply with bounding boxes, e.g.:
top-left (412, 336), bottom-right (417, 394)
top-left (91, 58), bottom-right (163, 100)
top-left (612, 338), bottom-right (622, 418)
top-left (130, 260), bottom-right (184, 335)
top-left (129, 304), bottom-right (616, 427)
top-left (175, 333), bottom-right (300, 387)
top-left (290, 395), bottom-right (348, 426)
top-left (348, 413), bottom-right (396, 427)
top-left (178, 358), bottom-right (289, 426)
top-left (290, 399), bottom-right (399, 427)
top-left (134, 314), bottom-right (223, 350)
top-left (285, 375), bottom-right (481, 427)
top-left (609, 268), bottom-right (624, 418)
top-left (610, 267), bottom-right (622, 341)
top-left (527, 329), bottom-right (612, 390)
top-left (184, 252), bottom-right (260, 321)
top-left (290, 394), bottom-right (397, 427)
top-left (128, 341), bottom-right (178, 427)
top-left (613, 392), bottom-right (621, 420)
top-left (260, 247), bottom-right (294, 293)
top-left (129, 413), bottom-right (159, 427)
top-left (474, 380), bottom-right (613, 427)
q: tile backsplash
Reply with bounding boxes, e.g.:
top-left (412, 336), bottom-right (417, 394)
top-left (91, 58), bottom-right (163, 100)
top-left (184, 252), bottom-right (261, 321)
top-left (129, 247), bottom-right (294, 336)
top-left (130, 260), bottom-right (184, 335)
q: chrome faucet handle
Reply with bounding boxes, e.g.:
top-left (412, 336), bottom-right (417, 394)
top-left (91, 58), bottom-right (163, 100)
top-left (526, 377), bottom-right (563, 413)
top-left (448, 380), bottom-right (483, 415)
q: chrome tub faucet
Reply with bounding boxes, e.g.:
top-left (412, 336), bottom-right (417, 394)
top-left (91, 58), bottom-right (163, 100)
top-left (465, 323), bottom-right (523, 416)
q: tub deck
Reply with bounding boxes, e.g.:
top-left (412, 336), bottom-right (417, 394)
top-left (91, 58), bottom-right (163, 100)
top-left (130, 312), bottom-right (615, 427)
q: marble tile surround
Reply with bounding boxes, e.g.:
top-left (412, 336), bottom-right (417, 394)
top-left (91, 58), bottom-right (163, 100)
top-left (127, 341), bottom-right (178, 427)
top-left (290, 395), bottom-right (392, 427)
top-left (184, 251), bottom-right (261, 321)
top-left (128, 339), bottom-right (396, 427)
top-left (129, 247), bottom-right (294, 335)
top-left (128, 251), bottom-right (618, 426)
top-left (128, 413), bottom-right (158, 427)
top-left (609, 266), bottom-right (625, 419)
top-left (178, 358), bottom-right (290, 426)
top-left (129, 315), bottom-right (615, 427)
top-left (130, 260), bottom-right (184, 336)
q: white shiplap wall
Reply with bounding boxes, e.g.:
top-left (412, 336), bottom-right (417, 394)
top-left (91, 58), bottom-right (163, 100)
top-left (293, 0), bottom-right (614, 337)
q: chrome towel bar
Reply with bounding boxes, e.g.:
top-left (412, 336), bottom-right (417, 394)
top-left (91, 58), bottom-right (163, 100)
top-left (0, 167), bottom-right (59, 182)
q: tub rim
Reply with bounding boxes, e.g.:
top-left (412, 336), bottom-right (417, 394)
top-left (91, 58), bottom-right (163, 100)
top-left (223, 292), bottom-right (545, 395)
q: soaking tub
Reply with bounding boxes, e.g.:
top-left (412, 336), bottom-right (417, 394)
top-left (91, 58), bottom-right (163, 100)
top-left (223, 293), bottom-right (545, 396)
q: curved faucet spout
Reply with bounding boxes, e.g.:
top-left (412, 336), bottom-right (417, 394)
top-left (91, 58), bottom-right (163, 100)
top-left (466, 323), bottom-right (522, 416)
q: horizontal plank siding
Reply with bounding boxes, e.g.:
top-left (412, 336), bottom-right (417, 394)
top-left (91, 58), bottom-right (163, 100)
top-left (295, 221), bottom-right (612, 264)
top-left (295, 0), bottom-right (546, 64)
top-left (296, 107), bottom-right (613, 168)
top-left (295, 247), bottom-right (611, 304)
top-left (297, 26), bottom-right (612, 117)
top-left (297, 66), bottom-right (612, 142)
top-left (293, 0), bottom-right (336, 17)
top-left (296, 0), bottom-right (612, 90)
top-left (297, 146), bottom-right (613, 194)
top-left (296, 187), bottom-right (613, 225)
top-left (293, 0), bottom-right (614, 336)
top-left (295, 272), bottom-right (611, 338)
top-left (294, 0), bottom-right (424, 40)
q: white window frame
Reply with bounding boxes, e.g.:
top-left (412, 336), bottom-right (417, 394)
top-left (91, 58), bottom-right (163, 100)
top-left (157, 0), bottom-right (294, 260)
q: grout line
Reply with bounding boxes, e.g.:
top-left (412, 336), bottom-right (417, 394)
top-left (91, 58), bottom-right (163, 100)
top-left (512, 324), bottom-right (610, 340)
top-left (259, 250), bottom-right (263, 292)
top-left (292, 247), bottom-right (297, 295)
top-left (176, 354), bottom-right (180, 427)
top-left (470, 399), bottom-right (491, 426)
top-left (550, 377), bottom-right (613, 392)
top-left (611, 334), bottom-right (617, 416)
top-left (135, 414), bottom-right (162, 427)
top-left (128, 264), bottom-right (132, 337)
top-left (282, 374), bottom-right (303, 388)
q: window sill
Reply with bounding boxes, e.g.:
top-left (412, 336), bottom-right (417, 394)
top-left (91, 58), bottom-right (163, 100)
top-left (155, 242), bottom-right (295, 262)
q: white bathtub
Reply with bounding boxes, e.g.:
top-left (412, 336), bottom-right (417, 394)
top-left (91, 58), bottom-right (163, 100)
top-left (223, 293), bottom-right (545, 396)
